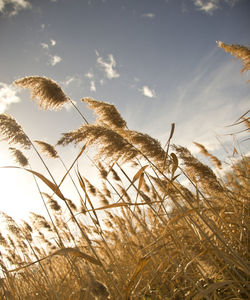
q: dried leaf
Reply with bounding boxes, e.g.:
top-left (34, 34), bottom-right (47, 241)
top-left (53, 248), bottom-right (101, 265)
top-left (8, 247), bottom-right (101, 273)
top-left (1, 166), bottom-right (65, 200)
top-left (132, 165), bottom-right (148, 182)
top-left (170, 152), bottom-right (178, 178)
top-left (125, 256), bottom-right (150, 300)
top-left (58, 144), bottom-right (86, 189)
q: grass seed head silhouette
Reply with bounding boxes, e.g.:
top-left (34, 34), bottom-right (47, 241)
top-left (217, 41), bottom-right (250, 73)
top-left (15, 76), bottom-right (69, 110)
top-left (82, 97), bottom-right (127, 129)
top-left (0, 114), bottom-right (31, 148)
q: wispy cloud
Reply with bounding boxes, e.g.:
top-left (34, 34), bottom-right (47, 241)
top-left (85, 71), bottom-right (94, 79)
top-left (193, 0), bottom-right (219, 14)
top-left (141, 13), bottom-right (155, 18)
top-left (50, 39), bottom-right (56, 46)
top-left (85, 71), bottom-right (96, 91)
top-left (63, 76), bottom-right (78, 86)
top-left (192, 0), bottom-right (239, 15)
top-left (41, 42), bottom-right (49, 49)
top-left (0, 0), bottom-right (31, 16)
top-left (49, 55), bottom-right (62, 66)
top-left (140, 85), bottom-right (156, 98)
top-left (96, 53), bottom-right (120, 79)
top-left (0, 83), bottom-right (21, 113)
top-left (166, 56), bottom-right (248, 151)
top-left (40, 38), bottom-right (61, 66)
top-left (90, 80), bottom-right (96, 92)
top-left (41, 39), bottom-right (56, 50)
top-left (138, 47), bottom-right (249, 160)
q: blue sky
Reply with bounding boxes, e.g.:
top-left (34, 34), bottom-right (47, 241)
top-left (0, 0), bottom-right (249, 220)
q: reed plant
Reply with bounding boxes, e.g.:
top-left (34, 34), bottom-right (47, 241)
top-left (0, 42), bottom-right (249, 299)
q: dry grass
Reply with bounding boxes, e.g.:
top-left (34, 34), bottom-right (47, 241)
top-left (0, 42), bottom-right (249, 299)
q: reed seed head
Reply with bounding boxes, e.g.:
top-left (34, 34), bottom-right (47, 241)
top-left (82, 97), bottom-right (127, 129)
top-left (9, 147), bottom-right (29, 167)
top-left (0, 114), bottom-right (31, 148)
top-left (42, 193), bottom-right (61, 211)
top-left (173, 145), bottom-right (223, 193)
top-left (193, 142), bottom-right (222, 169)
top-left (14, 76), bottom-right (69, 110)
top-left (57, 124), bottom-right (138, 163)
top-left (34, 140), bottom-right (59, 158)
top-left (121, 129), bottom-right (167, 169)
top-left (217, 41), bottom-right (250, 73)
top-left (29, 212), bottom-right (52, 232)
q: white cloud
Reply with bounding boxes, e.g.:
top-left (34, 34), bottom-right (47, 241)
top-left (192, 0), bottom-right (239, 15)
top-left (85, 71), bottom-right (94, 79)
top-left (140, 85), bottom-right (156, 98)
top-left (90, 80), bottom-right (96, 92)
top-left (41, 40), bottom-right (56, 49)
top-left (0, 0), bottom-right (31, 16)
top-left (0, 83), bottom-right (21, 113)
top-left (141, 13), bottom-right (155, 18)
top-left (49, 55), bottom-right (62, 66)
top-left (193, 0), bottom-right (218, 14)
top-left (61, 75), bottom-right (82, 90)
top-left (41, 42), bottom-right (49, 49)
top-left (50, 39), bottom-right (56, 46)
top-left (64, 76), bottom-right (76, 86)
top-left (96, 54), bottom-right (120, 79)
top-left (84, 71), bottom-right (96, 91)
top-left (41, 41), bottom-right (62, 66)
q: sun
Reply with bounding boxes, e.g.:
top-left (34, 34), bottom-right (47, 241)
top-left (0, 149), bottom-right (44, 221)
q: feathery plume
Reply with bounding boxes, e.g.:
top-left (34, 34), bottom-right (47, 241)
top-left (217, 41), bottom-right (250, 73)
top-left (0, 114), bottom-right (31, 148)
top-left (66, 199), bottom-right (77, 211)
top-left (29, 212), bottom-right (53, 232)
top-left (121, 129), bottom-right (167, 170)
top-left (57, 124), bottom-right (138, 163)
top-left (21, 221), bottom-right (33, 242)
top-left (82, 97), bottom-right (127, 129)
top-left (193, 142), bottom-right (222, 169)
top-left (0, 232), bottom-right (8, 248)
top-left (0, 212), bottom-right (22, 240)
top-left (42, 193), bottom-right (61, 211)
top-left (34, 140), bottom-right (59, 158)
top-left (84, 177), bottom-right (97, 195)
top-left (173, 145), bottom-right (223, 193)
top-left (98, 162), bottom-right (108, 179)
top-left (110, 168), bottom-right (121, 181)
top-left (14, 76), bottom-right (69, 110)
top-left (9, 147), bottom-right (29, 167)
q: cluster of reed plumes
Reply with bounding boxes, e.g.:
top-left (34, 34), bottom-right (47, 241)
top-left (0, 42), bottom-right (249, 299)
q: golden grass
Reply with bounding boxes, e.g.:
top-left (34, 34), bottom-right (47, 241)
top-left (0, 42), bottom-right (249, 299)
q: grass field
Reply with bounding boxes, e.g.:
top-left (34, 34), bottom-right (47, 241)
top-left (0, 42), bottom-right (249, 299)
